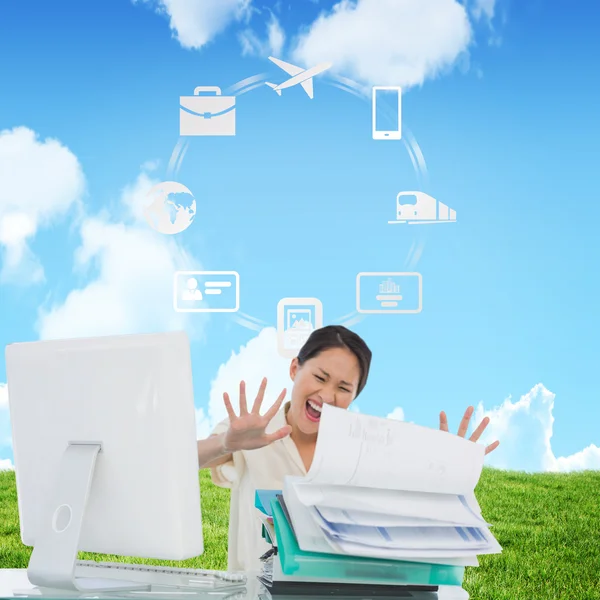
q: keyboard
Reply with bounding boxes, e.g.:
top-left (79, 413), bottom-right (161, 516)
top-left (74, 560), bottom-right (247, 590)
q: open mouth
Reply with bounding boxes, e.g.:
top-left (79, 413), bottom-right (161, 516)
top-left (305, 399), bottom-right (322, 423)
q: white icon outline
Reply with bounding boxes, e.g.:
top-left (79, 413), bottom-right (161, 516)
top-left (356, 272), bottom-right (422, 314)
top-left (179, 86), bottom-right (236, 136)
top-left (265, 57), bottom-right (332, 99)
top-left (388, 191), bottom-right (457, 225)
top-left (144, 181), bottom-right (196, 235)
top-left (166, 65), bottom-right (446, 329)
top-left (372, 86), bottom-right (402, 141)
top-left (277, 297), bottom-right (323, 358)
top-left (173, 271), bottom-right (240, 313)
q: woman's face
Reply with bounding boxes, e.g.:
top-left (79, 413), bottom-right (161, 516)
top-left (287, 346), bottom-right (362, 437)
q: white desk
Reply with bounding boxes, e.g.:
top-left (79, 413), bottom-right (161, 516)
top-left (0, 569), bottom-right (469, 599)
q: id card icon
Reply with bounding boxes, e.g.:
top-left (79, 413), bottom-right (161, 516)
top-left (356, 272), bottom-right (422, 314)
top-left (174, 271), bottom-right (239, 312)
top-left (277, 298), bottom-right (323, 358)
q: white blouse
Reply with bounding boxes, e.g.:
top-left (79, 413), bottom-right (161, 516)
top-left (209, 402), bottom-right (307, 572)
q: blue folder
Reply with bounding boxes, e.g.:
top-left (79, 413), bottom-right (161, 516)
top-left (255, 489), bottom-right (280, 517)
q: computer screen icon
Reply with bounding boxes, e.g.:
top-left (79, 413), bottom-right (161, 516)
top-left (356, 272), bottom-right (422, 314)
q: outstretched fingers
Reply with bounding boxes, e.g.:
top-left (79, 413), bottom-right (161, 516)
top-left (266, 425), bottom-right (292, 444)
top-left (223, 392), bottom-right (237, 422)
top-left (439, 411), bottom-right (449, 432)
top-left (457, 406), bottom-right (474, 438)
top-left (469, 416), bottom-right (490, 443)
top-left (441, 408), bottom-right (500, 455)
top-left (252, 377), bottom-right (268, 414)
top-left (485, 440), bottom-right (500, 455)
top-left (264, 388), bottom-right (288, 422)
top-left (239, 380), bottom-right (248, 415)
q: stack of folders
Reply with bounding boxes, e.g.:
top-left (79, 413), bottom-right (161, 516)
top-left (255, 404), bottom-right (502, 596)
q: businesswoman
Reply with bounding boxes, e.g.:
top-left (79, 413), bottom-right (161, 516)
top-left (196, 325), bottom-right (500, 572)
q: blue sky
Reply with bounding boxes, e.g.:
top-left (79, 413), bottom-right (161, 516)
top-left (0, 0), bottom-right (599, 473)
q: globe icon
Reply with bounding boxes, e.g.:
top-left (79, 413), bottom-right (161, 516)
top-left (144, 181), bottom-right (196, 235)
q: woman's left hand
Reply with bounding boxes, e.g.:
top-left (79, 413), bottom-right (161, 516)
top-left (439, 406), bottom-right (500, 455)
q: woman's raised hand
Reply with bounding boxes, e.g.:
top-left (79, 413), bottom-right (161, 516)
top-left (222, 378), bottom-right (292, 453)
top-left (439, 406), bottom-right (500, 455)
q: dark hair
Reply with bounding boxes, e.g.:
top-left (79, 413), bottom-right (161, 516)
top-left (296, 325), bottom-right (372, 397)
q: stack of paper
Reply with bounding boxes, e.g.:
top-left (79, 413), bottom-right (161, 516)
top-left (255, 405), bottom-right (501, 595)
top-left (257, 491), bottom-right (465, 595)
top-left (281, 403), bottom-right (502, 567)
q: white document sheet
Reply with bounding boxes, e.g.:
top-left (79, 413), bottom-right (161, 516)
top-left (311, 509), bottom-right (491, 551)
top-left (281, 405), bottom-right (501, 565)
top-left (293, 483), bottom-right (489, 526)
top-left (324, 535), bottom-right (502, 560)
top-left (305, 404), bottom-right (485, 495)
top-left (315, 505), bottom-right (491, 528)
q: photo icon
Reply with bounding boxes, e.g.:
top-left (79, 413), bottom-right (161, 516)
top-left (277, 298), bottom-right (323, 358)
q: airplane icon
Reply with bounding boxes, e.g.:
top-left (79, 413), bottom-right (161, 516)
top-left (265, 56), bottom-right (332, 99)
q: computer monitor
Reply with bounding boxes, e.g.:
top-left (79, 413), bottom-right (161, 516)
top-left (5, 331), bottom-right (203, 593)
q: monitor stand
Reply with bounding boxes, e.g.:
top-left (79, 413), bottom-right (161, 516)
top-left (23, 442), bottom-right (151, 593)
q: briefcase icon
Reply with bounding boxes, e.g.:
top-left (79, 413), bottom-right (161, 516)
top-left (179, 86), bottom-right (236, 136)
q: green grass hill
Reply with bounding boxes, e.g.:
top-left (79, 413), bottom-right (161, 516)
top-left (1, 467), bottom-right (599, 600)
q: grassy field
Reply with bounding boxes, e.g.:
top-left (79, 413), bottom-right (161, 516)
top-left (1, 467), bottom-right (599, 599)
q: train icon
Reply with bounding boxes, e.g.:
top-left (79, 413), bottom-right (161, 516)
top-left (388, 191), bottom-right (457, 225)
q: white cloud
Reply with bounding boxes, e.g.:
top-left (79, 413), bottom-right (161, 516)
top-left (387, 406), bottom-right (405, 421)
top-left (36, 169), bottom-right (203, 340)
top-left (471, 0), bottom-right (496, 21)
top-left (0, 383), bottom-right (13, 450)
top-left (267, 13), bottom-right (285, 55)
top-left (470, 0), bottom-right (501, 47)
top-left (137, 0), bottom-right (252, 50)
top-left (239, 12), bottom-right (285, 57)
top-left (121, 168), bottom-right (163, 224)
top-left (291, 0), bottom-right (472, 88)
top-left (0, 458), bottom-right (14, 471)
top-left (195, 407), bottom-right (213, 442)
top-left (0, 127), bottom-right (85, 284)
top-left (141, 159), bottom-right (161, 173)
top-left (197, 327), bottom-right (292, 438)
top-left (474, 383), bottom-right (600, 472)
top-left (0, 383), bottom-right (7, 409)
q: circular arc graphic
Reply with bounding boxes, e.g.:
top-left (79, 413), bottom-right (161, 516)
top-left (166, 72), bottom-right (430, 331)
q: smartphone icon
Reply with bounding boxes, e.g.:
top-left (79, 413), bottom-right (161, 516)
top-left (372, 86), bottom-right (402, 140)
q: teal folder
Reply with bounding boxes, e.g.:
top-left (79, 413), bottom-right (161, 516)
top-left (255, 489), bottom-right (280, 517)
top-left (269, 496), bottom-right (465, 587)
top-left (255, 489), bottom-right (280, 545)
